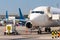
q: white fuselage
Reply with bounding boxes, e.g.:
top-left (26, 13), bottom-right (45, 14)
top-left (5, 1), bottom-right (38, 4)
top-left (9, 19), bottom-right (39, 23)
top-left (29, 6), bottom-right (60, 27)
top-left (29, 13), bottom-right (53, 27)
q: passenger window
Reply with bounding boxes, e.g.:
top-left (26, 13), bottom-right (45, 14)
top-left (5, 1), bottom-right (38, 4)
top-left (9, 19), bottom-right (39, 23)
top-left (32, 11), bottom-right (44, 14)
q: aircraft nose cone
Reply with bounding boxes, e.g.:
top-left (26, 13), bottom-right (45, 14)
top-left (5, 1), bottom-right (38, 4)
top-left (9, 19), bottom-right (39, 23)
top-left (29, 13), bottom-right (40, 21)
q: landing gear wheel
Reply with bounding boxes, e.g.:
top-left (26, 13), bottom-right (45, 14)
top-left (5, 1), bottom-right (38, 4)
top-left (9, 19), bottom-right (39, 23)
top-left (4, 32), bottom-right (6, 35)
top-left (38, 30), bottom-right (42, 34)
top-left (13, 32), bottom-right (16, 35)
top-left (12, 30), bottom-right (19, 35)
top-left (45, 27), bottom-right (51, 33)
top-left (45, 27), bottom-right (47, 32)
top-left (48, 28), bottom-right (51, 33)
top-left (37, 28), bottom-right (42, 34)
top-left (15, 32), bottom-right (19, 35)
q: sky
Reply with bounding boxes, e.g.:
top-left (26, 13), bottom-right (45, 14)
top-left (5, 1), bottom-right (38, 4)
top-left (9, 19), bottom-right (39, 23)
top-left (0, 0), bottom-right (60, 15)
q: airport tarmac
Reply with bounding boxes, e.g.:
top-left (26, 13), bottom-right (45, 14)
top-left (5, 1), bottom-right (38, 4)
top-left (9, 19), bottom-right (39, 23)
top-left (0, 34), bottom-right (60, 40)
top-left (0, 26), bottom-right (60, 40)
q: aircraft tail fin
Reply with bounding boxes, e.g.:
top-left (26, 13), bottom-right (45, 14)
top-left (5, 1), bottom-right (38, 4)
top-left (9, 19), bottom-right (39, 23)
top-left (6, 11), bottom-right (8, 19)
top-left (19, 8), bottom-right (25, 19)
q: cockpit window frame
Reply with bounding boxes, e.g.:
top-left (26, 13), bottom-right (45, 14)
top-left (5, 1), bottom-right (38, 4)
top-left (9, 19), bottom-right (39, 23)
top-left (32, 11), bottom-right (44, 14)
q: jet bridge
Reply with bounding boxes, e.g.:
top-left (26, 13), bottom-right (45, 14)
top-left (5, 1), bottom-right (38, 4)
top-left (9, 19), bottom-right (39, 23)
top-left (52, 14), bottom-right (60, 20)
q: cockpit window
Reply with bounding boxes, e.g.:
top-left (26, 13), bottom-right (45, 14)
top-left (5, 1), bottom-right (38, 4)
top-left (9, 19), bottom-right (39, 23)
top-left (32, 11), bottom-right (44, 14)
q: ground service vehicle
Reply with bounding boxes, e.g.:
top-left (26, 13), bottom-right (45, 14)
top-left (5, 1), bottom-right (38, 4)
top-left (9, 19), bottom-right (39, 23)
top-left (4, 20), bottom-right (18, 35)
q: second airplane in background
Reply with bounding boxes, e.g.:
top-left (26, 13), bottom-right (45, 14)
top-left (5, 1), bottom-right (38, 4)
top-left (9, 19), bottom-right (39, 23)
top-left (16, 8), bottom-right (28, 26)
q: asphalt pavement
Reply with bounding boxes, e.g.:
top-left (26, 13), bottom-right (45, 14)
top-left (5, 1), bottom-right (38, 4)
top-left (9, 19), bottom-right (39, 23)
top-left (0, 26), bottom-right (60, 40)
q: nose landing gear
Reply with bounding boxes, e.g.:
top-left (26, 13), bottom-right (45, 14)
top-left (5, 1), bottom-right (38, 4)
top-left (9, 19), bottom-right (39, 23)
top-left (37, 27), bottom-right (42, 34)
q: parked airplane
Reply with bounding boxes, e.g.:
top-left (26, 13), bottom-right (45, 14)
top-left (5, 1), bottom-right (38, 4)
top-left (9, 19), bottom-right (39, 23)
top-left (26, 6), bottom-right (60, 34)
top-left (16, 8), bottom-right (28, 26)
top-left (0, 11), bottom-right (9, 26)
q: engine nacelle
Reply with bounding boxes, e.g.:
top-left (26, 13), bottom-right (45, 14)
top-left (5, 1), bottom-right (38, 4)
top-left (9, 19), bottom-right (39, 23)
top-left (25, 22), bottom-right (32, 28)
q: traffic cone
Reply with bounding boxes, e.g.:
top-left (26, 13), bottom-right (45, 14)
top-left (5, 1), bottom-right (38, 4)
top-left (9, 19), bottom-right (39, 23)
top-left (25, 28), bottom-right (29, 34)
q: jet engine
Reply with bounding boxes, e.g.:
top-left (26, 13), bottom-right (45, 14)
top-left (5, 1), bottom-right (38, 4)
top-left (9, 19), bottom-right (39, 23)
top-left (25, 22), bottom-right (32, 28)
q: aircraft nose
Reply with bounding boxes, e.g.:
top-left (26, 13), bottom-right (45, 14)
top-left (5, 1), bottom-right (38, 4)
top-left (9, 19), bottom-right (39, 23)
top-left (29, 13), bottom-right (40, 21)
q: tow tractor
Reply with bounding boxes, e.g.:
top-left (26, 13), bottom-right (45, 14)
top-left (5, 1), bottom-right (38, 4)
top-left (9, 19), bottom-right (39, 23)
top-left (4, 20), bottom-right (19, 35)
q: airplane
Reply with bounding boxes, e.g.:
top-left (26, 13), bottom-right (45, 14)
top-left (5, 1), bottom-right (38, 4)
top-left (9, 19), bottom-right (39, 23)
top-left (25, 6), bottom-right (60, 34)
top-left (16, 8), bottom-right (28, 26)
top-left (3, 9), bottom-right (27, 26)
top-left (0, 11), bottom-right (9, 26)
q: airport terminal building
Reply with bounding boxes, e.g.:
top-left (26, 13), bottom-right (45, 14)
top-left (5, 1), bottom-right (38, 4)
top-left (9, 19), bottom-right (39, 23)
top-left (0, 14), bottom-right (28, 19)
top-left (0, 14), bottom-right (18, 19)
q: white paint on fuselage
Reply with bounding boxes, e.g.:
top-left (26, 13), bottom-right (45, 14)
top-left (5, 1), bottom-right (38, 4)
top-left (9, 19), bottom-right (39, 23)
top-left (29, 13), bottom-right (53, 27)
